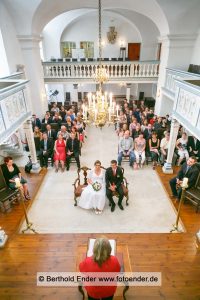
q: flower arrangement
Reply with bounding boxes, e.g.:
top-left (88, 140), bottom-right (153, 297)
top-left (92, 181), bottom-right (102, 192)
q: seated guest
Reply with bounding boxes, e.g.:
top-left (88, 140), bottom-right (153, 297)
top-left (69, 108), bottom-right (76, 122)
top-left (169, 156), bottom-right (199, 200)
top-left (131, 124), bottom-right (141, 140)
top-left (149, 132), bottom-right (160, 169)
top-left (143, 123), bottom-right (153, 140)
top-left (106, 160), bottom-right (125, 212)
top-left (1, 156), bottom-right (30, 199)
top-left (160, 131), bottom-right (170, 165)
top-left (50, 102), bottom-right (59, 113)
top-left (116, 111), bottom-right (127, 132)
top-left (187, 136), bottom-right (200, 161)
top-left (141, 119), bottom-right (148, 132)
top-left (42, 113), bottom-right (52, 124)
top-left (129, 117), bottom-right (137, 136)
top-left (65, 116), bottom-right (72, 132)
top-left (176, 132), bottom-right (189, 166)
top-left (60, 106), bottom-right (66, 121)
top-left (54, 134), bottom-right (66, 172)
top-left (153, 117), bottom-right (163, 131)
top-left (33, 126), bottom-right (42, 140)
top-left (79, 237), bottom-right (120, 300)
top-left (46, 124), bottom-right (57, 140)
top-left (118, 130), bottom-right (135, 167)
top-left (57, 125), bottom-right (70, 140)
top-left (71, 126), bottom-right (80, 140)
top-left (51, 112), bottom-right (62, 126)
top-left (39, 133), bottom-right (53, 168)
top-left (133, 108), bottom-right (141, 123)
top-left (78, 160), bottom-right (106, 214)
top-left (134, 133), bottom-right (146, 169)
top-left (66, 132), bottom-right (80, 170)
top-left (32, 114), bottom-right (41, 130)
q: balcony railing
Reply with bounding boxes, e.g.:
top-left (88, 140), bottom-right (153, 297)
top-left (173, 79), bottom-right (200, 140)
top-left (163, 68), bottom-right (200, 98)
top-left (0, 78), bottom-right (31, 144)
top-left (42, 60), bottom-right (159, 82)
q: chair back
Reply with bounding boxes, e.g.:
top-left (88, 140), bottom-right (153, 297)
top-left (0, 166), bottom-right (7, 191)
top-left (50, 123), bottom-right (59, 132)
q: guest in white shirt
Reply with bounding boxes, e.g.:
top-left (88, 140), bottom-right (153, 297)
top-left (118, 130), bottom-right (135, 167)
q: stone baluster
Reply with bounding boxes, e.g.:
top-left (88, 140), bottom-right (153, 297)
top-left (150, 64), bottom-right (154, 76)
top-left (138, 64), bottom-right (142, 77)
top-left (146, 64), bottom-right (150, 77)
top-left (130, 63), bottom-right (134, 77)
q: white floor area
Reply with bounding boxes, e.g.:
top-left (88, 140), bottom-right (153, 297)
top-left (20, 125), bottom-right (183, 233)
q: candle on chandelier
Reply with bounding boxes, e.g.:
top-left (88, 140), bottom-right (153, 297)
top-left (94, 109), bottom-right (98, 121)
top-left (102, 96), bottom-right (104, 109)
top-left (108, 107), bottom-right (111, 121)
top-left (88, 93), bottom-right (92, 108)
top-left (116, 104), bottom-right (119, 117)
top-left (109, 93), bottom-right (112, 107)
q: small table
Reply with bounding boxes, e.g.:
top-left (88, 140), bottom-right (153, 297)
top-left (76, 244), bottom-right (132, 299)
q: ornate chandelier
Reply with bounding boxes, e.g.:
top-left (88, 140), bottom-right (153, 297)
top-left (82, 0), bottom-right (118, 128)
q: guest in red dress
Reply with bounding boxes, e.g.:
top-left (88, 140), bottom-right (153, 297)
top-left (79, 237), bottom-right (120, 300)
top-left (54, 134), bottom-right (66, 172)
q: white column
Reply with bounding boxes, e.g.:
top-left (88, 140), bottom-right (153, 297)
top-left (155, 34), bottom-right (197, 116)
top-left (23, 119), bottom-right (41, 173)
top-left (18, 35), bottom-right (48, 118)
top-left (162, 118), bottom-right (179, 174)
top-left (71, 84), bottom-right (78, 102)
top-left (126, 84), bottom-right (131, 103)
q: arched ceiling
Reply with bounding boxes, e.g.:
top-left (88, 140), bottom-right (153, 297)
top-left (2, 0), bottom-right (200, 38)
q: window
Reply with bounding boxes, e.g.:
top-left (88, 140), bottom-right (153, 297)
top-left (61, 42), bottom-right (76, 58)
top-left (80, 41), bottom-right (94, 58)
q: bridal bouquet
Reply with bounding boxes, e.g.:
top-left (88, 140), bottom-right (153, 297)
top-left (92, 181), bottom-right (102, 192)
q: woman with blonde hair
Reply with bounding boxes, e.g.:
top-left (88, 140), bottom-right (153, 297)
top-left (79, 237), bottom-right (120, 300)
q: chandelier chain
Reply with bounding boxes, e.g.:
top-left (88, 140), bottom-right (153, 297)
top-left (98, 0), bottom-right (102, 63)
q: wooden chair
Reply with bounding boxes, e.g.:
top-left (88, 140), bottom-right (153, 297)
top-left (73, 166), bottom-right (91, 206)
top-left (73, 166), bottom-right (129, 206)
top-left (184, 173), bottom-right (200, 213)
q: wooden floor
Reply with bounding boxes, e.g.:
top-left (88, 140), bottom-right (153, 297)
top-left (0, 167), bottom-right (200, 300)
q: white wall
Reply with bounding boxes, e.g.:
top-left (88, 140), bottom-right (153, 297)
top-left (61, 13), bottom-right (141, 59)
top-left (191, 31), bottom-right (200, 65)
top-left (0, 2), bottom-right (24, 74)
top-left (137, 83), bottom-right (153, 99)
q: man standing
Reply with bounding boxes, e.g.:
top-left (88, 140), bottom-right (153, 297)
top-left (66, 132), bottom-right (80, 170)
top-left (169, 156), bottom-right (199, 199)
top-left (39, 132), bottom-right (53, 168)
top-left (106, 160), bottom-right (125, 212)
top-left (118, 130), bottom-right (135, 167)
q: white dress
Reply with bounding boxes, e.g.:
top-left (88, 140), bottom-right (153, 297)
top-left (78, 169), bottom-right (106, 210)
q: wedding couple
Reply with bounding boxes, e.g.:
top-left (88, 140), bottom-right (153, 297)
top-left (78, 160), bottom-right (125, 214)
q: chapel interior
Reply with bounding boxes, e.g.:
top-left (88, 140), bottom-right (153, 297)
top-left (0, 0), bottom-right (200, 299)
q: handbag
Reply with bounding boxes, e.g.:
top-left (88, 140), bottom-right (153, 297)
top-left (25, 156), bottom-right (32, 173)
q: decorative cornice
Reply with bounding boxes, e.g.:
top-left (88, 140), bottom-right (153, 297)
top-left (158, 34), bottom-right (197, 43)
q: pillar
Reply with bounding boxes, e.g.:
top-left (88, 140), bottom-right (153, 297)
top-left (162, 118), bottom-right (179, 174)
top-left (23, 119), bottom-right (41, 173)
top-left (155, 34), bottom-right (197, 116)
top-left (18, 35), bottom-right (48, 118)
top-left (71, 84), bottom-right (78, 102)
top-left (126, 84), bottom-right (131, 103)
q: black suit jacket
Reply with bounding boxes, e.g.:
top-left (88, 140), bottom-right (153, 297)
top-left (40, 139), bottom-right (53, 155)
top-left (177, 162), bottom-right (199, 189)
top-left (46, 129), bottom-right (57, 140)
top-left (105, 167), bottom-right (124, 189)
top-left (66, 138), bottom-right (80, 154)
top-left (187, 136), bottom-right (200, 153)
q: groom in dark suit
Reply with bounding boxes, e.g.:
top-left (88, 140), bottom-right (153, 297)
top-left (169, 156), bottom-right (199, 199)
top-left (66, 132), bottom-right (80, 170)
top-left (105, 160), bottom-right (125, 212)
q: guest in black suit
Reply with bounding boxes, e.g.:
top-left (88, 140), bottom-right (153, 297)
top-left (105, 160), bottom-right (124, 212)
top-left (169, 156), bottom-right (199, 199)
top-left (66, 132), bottom-right (80, 170)
top-left (39, 133), bottom-right (53, 168)
top-left (187, 136), bottom-right (200, 162)
top-left (45, 124), bottom-right (57, 141)
top-left (32, 114), bottom-right (41, 130)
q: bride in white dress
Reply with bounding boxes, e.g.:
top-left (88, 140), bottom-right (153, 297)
top-left (78, 160), bottom-right (106, 214)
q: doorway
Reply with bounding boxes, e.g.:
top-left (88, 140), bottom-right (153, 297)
top-left (128, 43), bottom-right (141, 61)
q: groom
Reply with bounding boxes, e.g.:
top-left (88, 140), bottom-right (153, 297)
top-left (105, 160), bottom-right (125, 212)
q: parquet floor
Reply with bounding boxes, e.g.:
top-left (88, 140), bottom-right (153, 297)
top-left (0, 167), bottom-right (200, 300)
